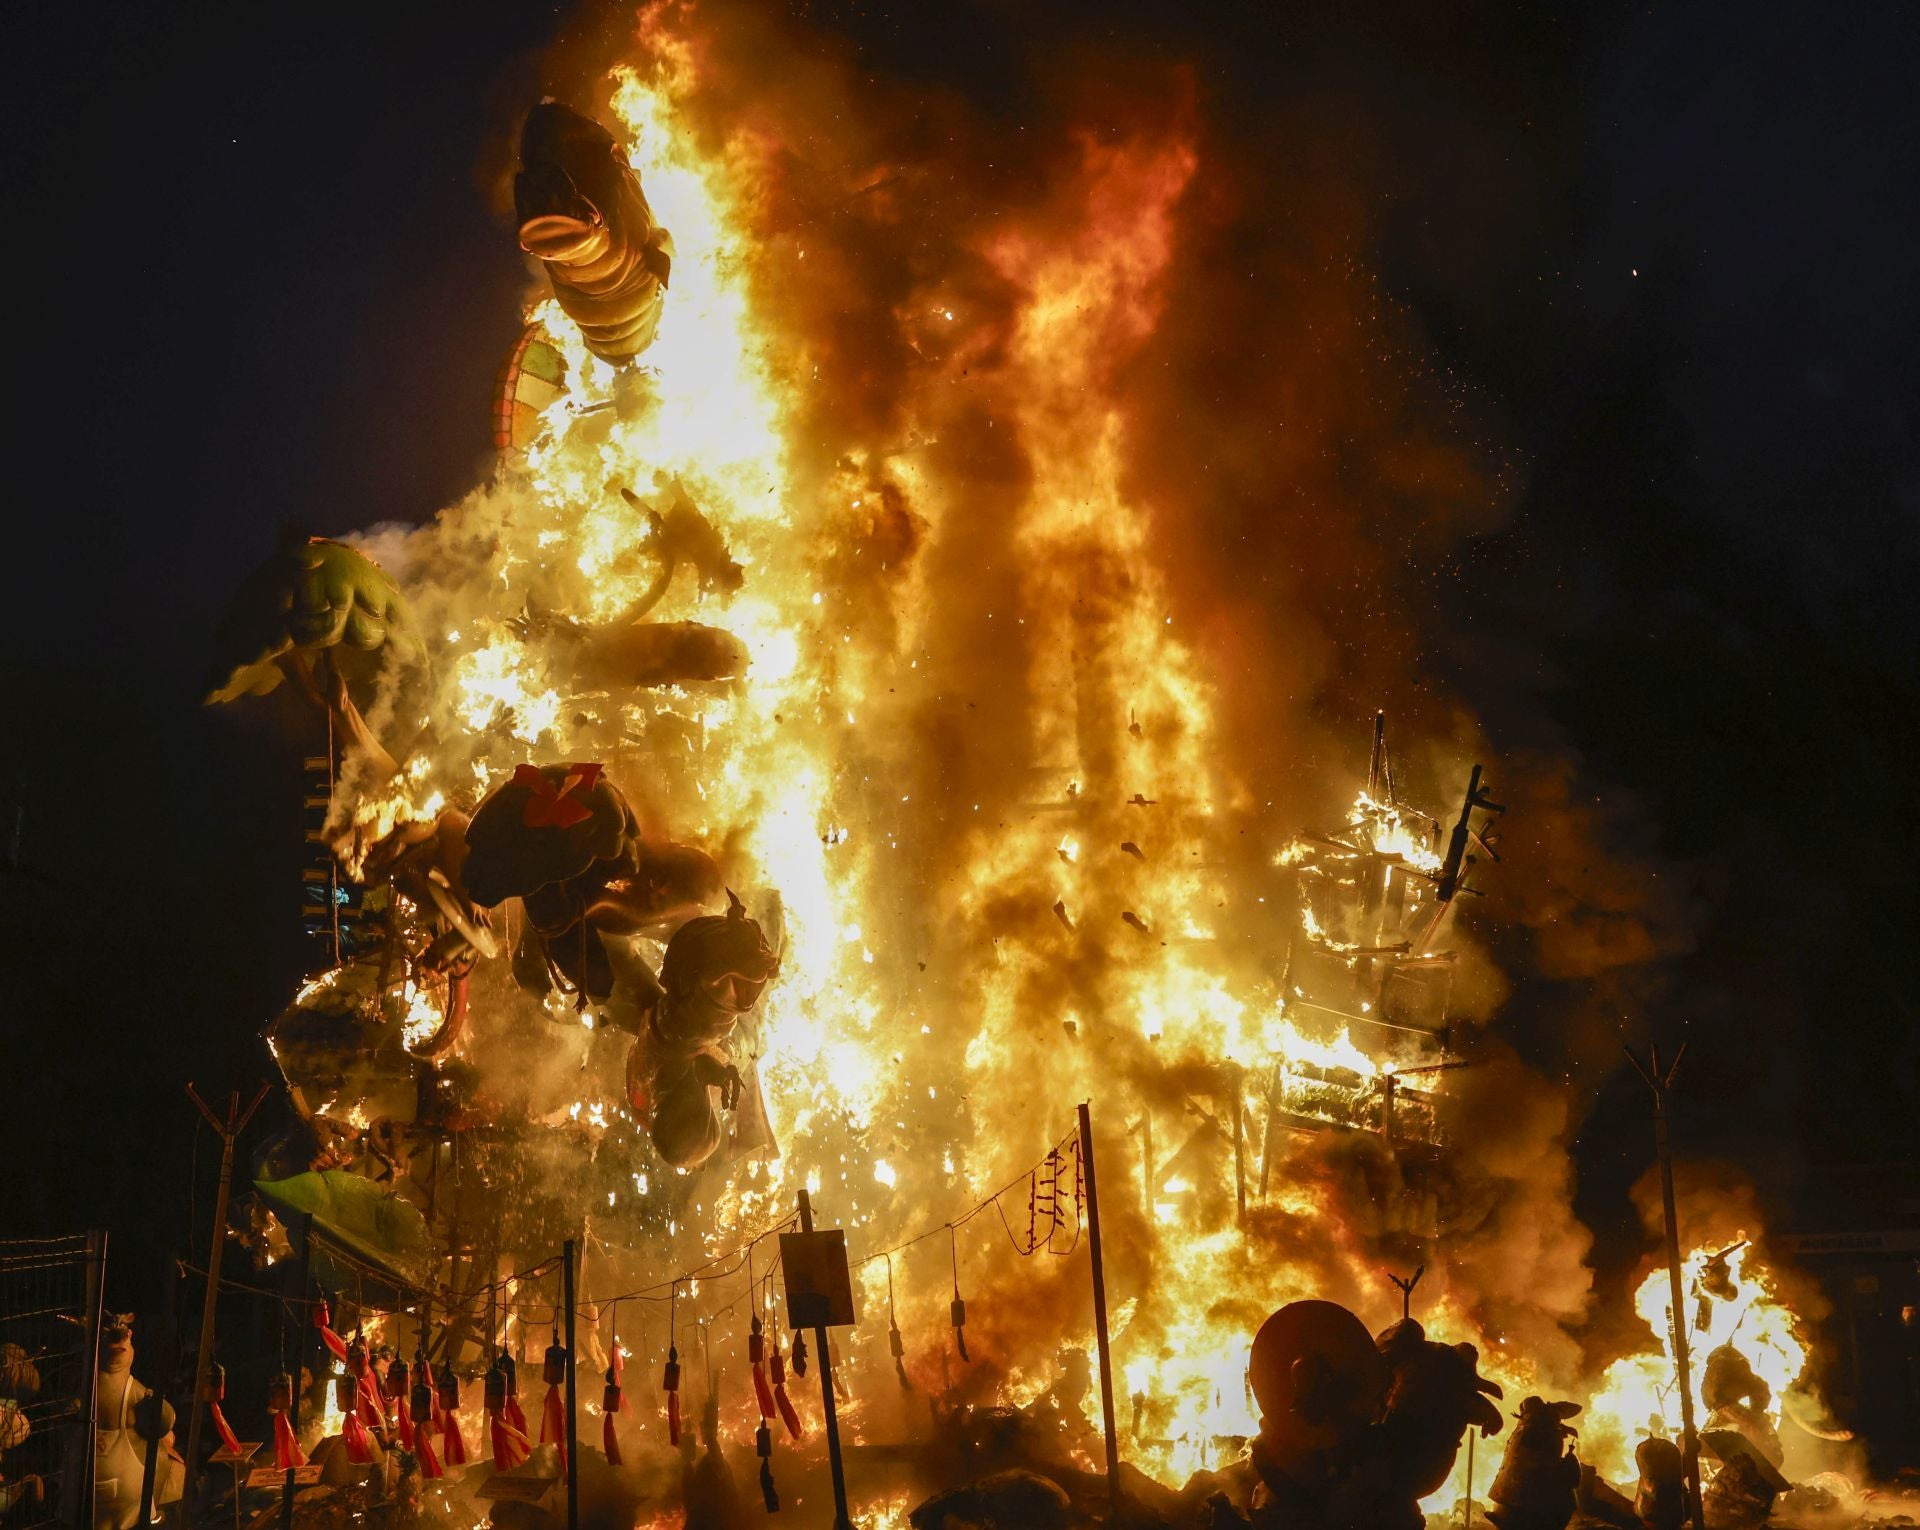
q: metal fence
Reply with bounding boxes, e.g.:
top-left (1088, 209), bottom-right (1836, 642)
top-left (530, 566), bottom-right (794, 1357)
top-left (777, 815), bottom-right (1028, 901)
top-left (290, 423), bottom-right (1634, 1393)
top-left (0, 1232), bottom-right (107, 1528)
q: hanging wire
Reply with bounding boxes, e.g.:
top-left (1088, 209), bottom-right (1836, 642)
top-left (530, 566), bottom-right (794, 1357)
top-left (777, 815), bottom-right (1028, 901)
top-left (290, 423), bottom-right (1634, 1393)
top-left (216, 1118), bottom-right (1084, 1377)
top-left (885, 1254), bottom-right (910, 1388)
top-left (949, 1225), bottom-right (969, 1362)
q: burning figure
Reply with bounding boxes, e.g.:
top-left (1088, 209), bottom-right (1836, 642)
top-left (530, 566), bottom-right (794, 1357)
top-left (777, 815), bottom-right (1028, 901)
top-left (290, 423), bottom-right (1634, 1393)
top-left (205, 531), bottom-right (422, 777)
top-left (627, 891), bottom-right (781, 1168)
top-left (515, 101), bottom-right (674, 364)
top-left (1242, 1299), bottom-right (1504, 1529)
top-left (1486, 1397), bottom-right (1582, 1530)
top-left (462, 761), bottom-right (721, 1002)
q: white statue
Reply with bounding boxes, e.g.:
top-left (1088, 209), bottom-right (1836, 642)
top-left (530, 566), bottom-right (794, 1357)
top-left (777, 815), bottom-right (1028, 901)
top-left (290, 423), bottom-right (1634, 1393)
top-left (93, 1315), bottom-right (179, 1530)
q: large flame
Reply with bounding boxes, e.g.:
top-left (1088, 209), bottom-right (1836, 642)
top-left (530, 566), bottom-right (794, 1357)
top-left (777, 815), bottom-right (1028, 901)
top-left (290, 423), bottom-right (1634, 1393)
top-left (308, 8), bottom-right (1820, 1512)
top-left (1582, 1239), bottom-right (1810, 1481)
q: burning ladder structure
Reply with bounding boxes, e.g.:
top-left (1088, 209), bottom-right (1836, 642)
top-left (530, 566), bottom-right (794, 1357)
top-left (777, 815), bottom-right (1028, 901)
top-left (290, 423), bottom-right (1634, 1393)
top-left (1268, 712), bottom-right (1504, 1151)
top-left (1139, 716), bottom-right (1506, 1238)
top-left (299, 716), bottom-right (373, 972)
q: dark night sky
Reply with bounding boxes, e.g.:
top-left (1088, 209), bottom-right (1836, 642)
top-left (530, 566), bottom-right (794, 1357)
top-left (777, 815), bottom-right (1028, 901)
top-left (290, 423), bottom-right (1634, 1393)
top-left (3, 0), bottom-right (1915, 1319)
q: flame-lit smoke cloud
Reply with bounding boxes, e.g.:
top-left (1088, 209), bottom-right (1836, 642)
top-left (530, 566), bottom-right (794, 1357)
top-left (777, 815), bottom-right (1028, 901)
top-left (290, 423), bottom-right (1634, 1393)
top-left (332, 0), bottom-right (1732, 1492)
top-left (578, 0), bottom-right (1701, 1359)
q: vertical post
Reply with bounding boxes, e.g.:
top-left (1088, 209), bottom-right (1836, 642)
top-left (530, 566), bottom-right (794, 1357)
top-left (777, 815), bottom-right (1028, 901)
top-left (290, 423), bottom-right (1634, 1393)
top-left (282, 1213), bottom-right (313, 1530)
top-left (182, 1083), bottom-right (269, 1524)
top-left (1626, 1043), bottom-right (1704, 1530)
top-left (1077, 1103), bottom-right (1122, 1511)
top-left (138, 1255), bottom-right (182, 1528)
top-left (1388, 1265), bottom-right (1424, 1322)
top-left (797, 1190), bottom-right (853, 1530)
top-left (1257, 1061), bottom-right (1282, 1199)
top-left (1461, 1427), bottom-right (1474, 1528)
top-left (563, 1240), bottom-right (579, 1530)
top-left (66, 1228), bottom-right (107, 1529)
top-left (1231, 1070), bottom-right (1247, 1223)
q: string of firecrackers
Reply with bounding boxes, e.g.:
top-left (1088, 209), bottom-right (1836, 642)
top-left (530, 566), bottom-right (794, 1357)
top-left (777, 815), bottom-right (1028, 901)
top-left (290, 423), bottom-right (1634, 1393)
top-left (205, 1126), bottom-right (1090, 1474)
top-left (241, 1127), bottom-right (1084, 1331)
top-left (842, 1124), bottom-right (1087, 1378)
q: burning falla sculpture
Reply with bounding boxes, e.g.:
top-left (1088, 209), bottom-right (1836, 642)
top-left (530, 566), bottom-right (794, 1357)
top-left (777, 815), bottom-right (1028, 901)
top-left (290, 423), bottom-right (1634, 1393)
top-left (520, 479), bottom-right (750, 690)
top-left (1486, 1396), bottom-right (1583, 1530)
top-left (1228, 1300), bottom-right (1503, 1530)
top-left (463, 762), bottom-right (722, 1003)
top-left (626, 891), bottom-right (782, 1168)
top-left (205, 531), bottom-right (423, 778)
top-left (516, 100), bottom-right (674, 365)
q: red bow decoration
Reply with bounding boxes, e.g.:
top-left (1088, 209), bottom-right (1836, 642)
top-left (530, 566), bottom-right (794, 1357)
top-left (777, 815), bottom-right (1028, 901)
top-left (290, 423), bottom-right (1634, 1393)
top-left (602, 1344), bottom-right (625, 1467)
top-left (437, 1365), bottom-right (468, 1467)
top-left (769, 1342), bottom-right (803, 1440)
top-left (387, 1358), bottom-right (414, 1452)
top-left (410, 1372), bottom-right (441, 1478)
top-left (486, 1360), bottom-right (530, 1470)
top-left (514, 762), bottom-right (604, 829)
top-left (313, 1300), bottom-right (350, 1365)
top-left (540, 1335), bottom-right (570, 1470)
top-left (749, 1316), bottom-right (777, 1422)
top-left (663, 1347), bottom-right (682, 1446)
top-left (271, 1411), bottom-right (305, 1470)
top-left (203, 1364), bottom-right (242, 1456)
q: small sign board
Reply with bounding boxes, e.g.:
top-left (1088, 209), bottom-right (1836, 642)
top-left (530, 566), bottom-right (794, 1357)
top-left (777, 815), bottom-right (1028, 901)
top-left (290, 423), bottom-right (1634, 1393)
top-left (209, 1443), bottom-right (261, 1466)
top-left (245, 1464), bottom-right (321, 1488)
top-left (780, 1229), bottom-right (856, 1329)
top-left (477, 1470), bottom-right (560, 1502)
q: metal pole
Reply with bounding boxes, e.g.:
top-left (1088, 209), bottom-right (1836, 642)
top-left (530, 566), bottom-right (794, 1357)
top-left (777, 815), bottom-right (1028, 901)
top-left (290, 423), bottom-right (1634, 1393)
top-left (797, 1190), bottom-right (853, 1530)
top-left (1077, 1102), bottom-right (1122, 1511)
top-left (282, 1212), bottom-right (313, 1530)
top-left (1231, 1071), bottom-right (1247, 1223)
top-left (68, 1228), bottom-right (107, 1529)
top-left (1462, 1427), bottom-right (1474, 1527)
top-left (1654, 1081), bottom-right (1705, 1530)
top-left (138, 1255), bottom-right (182, 1528)
top-left (1141, 1114), bottom-right (1153, 1210)
top-left (182, 1083), bottom-right (269, 1524)
top-left (563, 1240), bottom-right (579, 1530)
top-left (1626, 1044), bottom-right (1705, 1530)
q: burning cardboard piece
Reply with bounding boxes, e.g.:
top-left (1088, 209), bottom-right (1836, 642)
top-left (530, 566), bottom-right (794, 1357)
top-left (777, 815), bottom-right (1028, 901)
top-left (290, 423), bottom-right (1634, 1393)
top-left (1700, 1427), bottom-right (1792, 1526)
top-left (263, 968), bottom-right (421, 1125)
